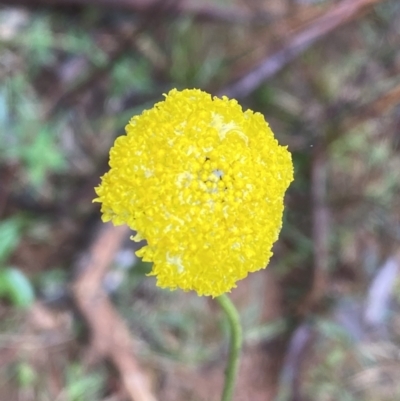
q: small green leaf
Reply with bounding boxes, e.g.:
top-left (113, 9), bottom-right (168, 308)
top-left (0, 217), bottom-right (23, 264)
top-left (16, 362), bottom-right (37, 388)
top-left (21, 126), bottom-right (66, 188)
top-left (0, 267), bottom-right (35, 308)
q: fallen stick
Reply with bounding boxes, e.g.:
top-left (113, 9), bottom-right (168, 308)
top-left (72, 223), bottom-right (158, 401)
top-left (220, 0), bottom-right (386, 99)
top-left (0, 0), bottom-right (261, 24)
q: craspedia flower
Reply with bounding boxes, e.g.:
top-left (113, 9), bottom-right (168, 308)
top-left (95, 88), bottom-right (293, 297)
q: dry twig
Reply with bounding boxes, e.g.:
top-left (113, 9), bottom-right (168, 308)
top-left (220, 0), bottom-right (386, 99)
top-left (0, 0), bottom-right (263, 24)
top-left (309, 146), bottom-right (330, 310)
top-left (72, 223), bottom-right (157, 401)
top-left (343, 83), bottom-right (400, 132)
top-left (316, 82), bottom-right (400, 149)
top-left (44, 0), bottom-right (175, 118)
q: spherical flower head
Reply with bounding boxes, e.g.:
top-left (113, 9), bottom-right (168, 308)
top-left (95, 88), bottom-right (293, 297)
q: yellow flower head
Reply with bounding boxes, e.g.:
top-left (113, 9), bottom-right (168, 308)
top-left (95, 89), bottom-right (293, 297)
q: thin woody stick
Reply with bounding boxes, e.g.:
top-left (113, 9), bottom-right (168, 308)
top-left (220, 0), bottom-right (386, 99)
top-left (72, 223), bottom-right (158, 401)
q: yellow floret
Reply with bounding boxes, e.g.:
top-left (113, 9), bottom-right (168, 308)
top-left (95, 88), bottom-right (293, 297)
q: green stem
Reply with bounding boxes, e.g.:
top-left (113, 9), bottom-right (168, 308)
top-left (215, 293), bottom-right (243, 401)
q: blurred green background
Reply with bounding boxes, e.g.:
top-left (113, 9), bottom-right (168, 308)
top-left (1, 0), bottom-right (400, 400)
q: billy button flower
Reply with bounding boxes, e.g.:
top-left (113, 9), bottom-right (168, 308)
top-left (94, 88), bottom-right (293, 297)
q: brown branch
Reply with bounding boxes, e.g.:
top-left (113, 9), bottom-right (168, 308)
top-left (72, 223), bottom-right (158, 401)
top-left (44, 26), bottom-right (135, 118)
top-left (44, 0), bottom-right (175, 118)
top-left (343, 83), bottom-right (400, 132)
top-left (0, 0), bottom-right (262, 24)
top-left (274, 324), bottom-right (315, 401)
top-left (284, 81), bottom-right (400, 152)
top-left (316, 81), bottom-right (400, 149)
top-left (309, 146), bottom-right (330, 311)
top-left (219, 0), bottom-right (386, 99)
